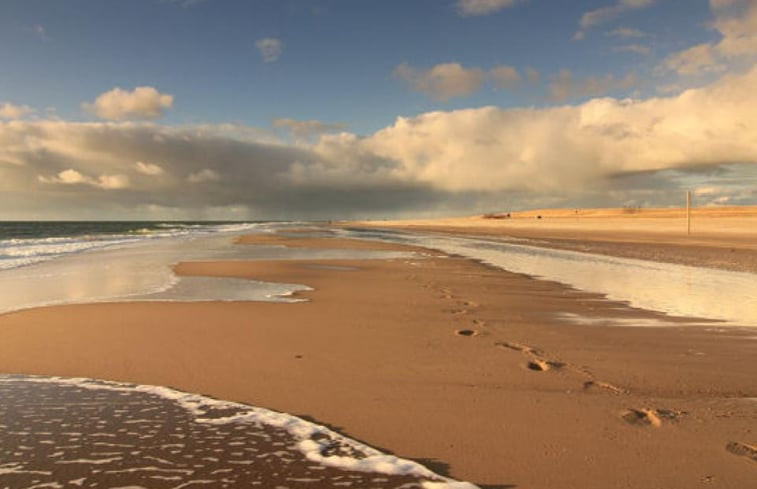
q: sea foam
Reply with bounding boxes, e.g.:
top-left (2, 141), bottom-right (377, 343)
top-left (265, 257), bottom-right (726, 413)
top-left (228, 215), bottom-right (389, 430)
top-left (0, 375), bottom-right (478, 489)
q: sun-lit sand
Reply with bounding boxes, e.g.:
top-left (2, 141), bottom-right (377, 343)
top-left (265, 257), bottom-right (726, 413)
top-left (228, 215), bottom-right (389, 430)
top-left (351, 205), bottom-right (757, 240)
top-left (348, 205), bottom-right (757, 273)
top-left (0, 225), bottom-right (755, 488)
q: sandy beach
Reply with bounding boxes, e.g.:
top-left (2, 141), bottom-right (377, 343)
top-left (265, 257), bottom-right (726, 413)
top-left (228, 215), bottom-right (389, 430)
top-left (1, 216), bottom-right (756, 488)
top-left (348, 206), bottom-right (757, 273)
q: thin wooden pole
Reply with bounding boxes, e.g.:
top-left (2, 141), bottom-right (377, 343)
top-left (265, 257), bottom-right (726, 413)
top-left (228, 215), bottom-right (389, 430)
top-left (686, 190), bottom-right (691, 235)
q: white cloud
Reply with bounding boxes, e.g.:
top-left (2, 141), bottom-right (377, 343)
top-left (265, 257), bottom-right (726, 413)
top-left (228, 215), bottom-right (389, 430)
top-left (38, 169), bottom-right (130, 189)
top-left (490, 65), bottom-right (521, 89)
top-left (662, 0), bottom-right (757, 76)
top-left (395, 63), bottom-right (528, 99)
top-left (4, 66), bottom-right (757, 217)
top-left (664, 43), bottom-right (725, 75)
top-left (0, 103), bottom-right (34, 120)
top-left (187, 168), bottom-right (220, 183)
top-left (576, 0), bottom-right (655, 39)
top-left (273, 118), bottom-right (346, 140)
top-left (255, 38), bottom-right (284, 63)
top-left (549, 69), bottom-right (637, 101)
top-left (524, 67), bottom-right (541, 83)
top-left (346, 65), bottom-right (757, 193)
top-left (135, 161), bottom-right (165, 175)
top-left (83, 86), bottom-right (174, 120)
top-left (607, 27), bottom-right (649, 38)
top-left (394, 62), bottom-right (486, 101)
top-left (614, 44), bottom-right (652, 55)
top-left (664, 0), bottom-right (757, 75)
top-left (456, 0), bottom-right (521, 16)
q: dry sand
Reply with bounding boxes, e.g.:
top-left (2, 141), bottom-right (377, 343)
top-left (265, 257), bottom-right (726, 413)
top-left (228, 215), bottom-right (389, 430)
top-left (347, 206), bottom-right (757, 273)
top-left (0, 229), bottom-right (755, 488)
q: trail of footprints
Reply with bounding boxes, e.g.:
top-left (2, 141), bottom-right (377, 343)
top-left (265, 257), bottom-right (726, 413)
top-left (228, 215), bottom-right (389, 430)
top-left (432, 281), bottom-right (754, 465)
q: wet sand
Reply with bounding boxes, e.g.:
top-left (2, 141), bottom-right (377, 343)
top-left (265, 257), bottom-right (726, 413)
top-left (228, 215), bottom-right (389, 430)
top-left (0, 232), bottom-right (756, 488)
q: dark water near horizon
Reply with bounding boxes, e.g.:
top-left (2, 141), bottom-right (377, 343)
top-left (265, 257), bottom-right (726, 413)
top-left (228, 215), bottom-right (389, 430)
top-left (0, 221), bottom-right (277, 271)
top-left (0, 221), bottom-right (264, 240)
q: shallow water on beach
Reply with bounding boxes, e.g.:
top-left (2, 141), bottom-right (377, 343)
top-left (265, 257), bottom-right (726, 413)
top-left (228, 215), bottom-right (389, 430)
top-left (0, 375), bottom-right (475, 489)
top-left (341, 228), bottom-right (757, 327)
top-left (0, 228), bottom-right (413, 315)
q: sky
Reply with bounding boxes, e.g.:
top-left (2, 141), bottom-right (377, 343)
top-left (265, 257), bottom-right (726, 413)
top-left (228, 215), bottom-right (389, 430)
top-left (1, 0), bottom-right (756, 220)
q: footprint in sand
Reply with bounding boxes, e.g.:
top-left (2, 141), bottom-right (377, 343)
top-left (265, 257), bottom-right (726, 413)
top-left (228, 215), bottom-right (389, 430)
top-left (525, 359), bottom-right (565, 372)
top-left (496, 341), bottom-right (542, 357)
top-left (621, 408), bottom-right (682, 427)
top-left (582, 380), bottom-right (625, 394)
top-left (494, 341), bottom-right (564, 372)
top-left (726, 441), bottom-right (757, 463)
top-left (455, 329), bottom-right (479, 337)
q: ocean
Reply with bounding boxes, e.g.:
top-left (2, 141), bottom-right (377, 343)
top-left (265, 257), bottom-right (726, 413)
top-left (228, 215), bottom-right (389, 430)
top-left (0, 221), bottom-right (268, 271)
top-left (0, 221), bottom-right (412, 315)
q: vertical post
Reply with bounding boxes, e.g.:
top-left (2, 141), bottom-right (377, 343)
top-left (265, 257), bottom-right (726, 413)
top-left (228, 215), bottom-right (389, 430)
top-left (686, 190), bottom-right (691, 235)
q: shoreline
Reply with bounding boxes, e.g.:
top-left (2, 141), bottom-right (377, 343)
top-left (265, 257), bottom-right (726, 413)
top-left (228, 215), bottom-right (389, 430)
top-left (0, 231), bottom-right (755, 488)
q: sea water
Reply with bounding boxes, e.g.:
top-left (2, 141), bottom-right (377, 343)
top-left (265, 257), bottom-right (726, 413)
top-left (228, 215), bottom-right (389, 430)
top-left (0, 221), bottom-right (412, 314)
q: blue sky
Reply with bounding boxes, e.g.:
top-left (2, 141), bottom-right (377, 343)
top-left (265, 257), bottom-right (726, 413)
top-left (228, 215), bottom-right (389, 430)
top-left (0, 0), bottom-right (755, 219)
top-left (1, 0), bottom-right (717, 133)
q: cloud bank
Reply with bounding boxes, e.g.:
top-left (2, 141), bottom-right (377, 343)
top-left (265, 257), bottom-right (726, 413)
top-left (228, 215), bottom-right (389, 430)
top-left (2, 66), bottom-right (757, 218)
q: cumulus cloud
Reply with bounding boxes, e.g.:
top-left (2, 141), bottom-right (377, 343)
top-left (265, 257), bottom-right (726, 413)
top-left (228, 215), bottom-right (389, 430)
top-left (394, 62), bottom-right (486, 101)
top-left (549, 69), bottom-right (637, 101)
top-left (255, 38), bottom-right (284, 63)
top-left (575, 0), bottom-right (655, 39)
top-left (614, 44), bottom-right (651, 55)
top-left (456, 0), bottom-right (521, 16)
top-left (0, 103), bottom-right (34, 120)
top-left (349, 65), bottom-right (757, 194)
top-left (524, 67), bottom-right (541, 83)
top-left (490, 65), bottom-right (521, 89)
top-left (83, 86), bottom-right (174, 120)
top-left (3, 66), bottom-right (757, 218)
top-left (38, 169), bottom-right (130, 189)
top-left (606, 27), bottom-right (649, 38)
top-left (135, 161), bottom-right (165, 175)
top-left (273, 118), bottom-right (346, 141)
top-left (394, 63), bottom-right (524, 100)
top-left (664, 43), bottom-right (725, 75)
top-left (662, 0), bottom-right (757, 76)
top-left (187, 169), bottom-right (220, 183)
